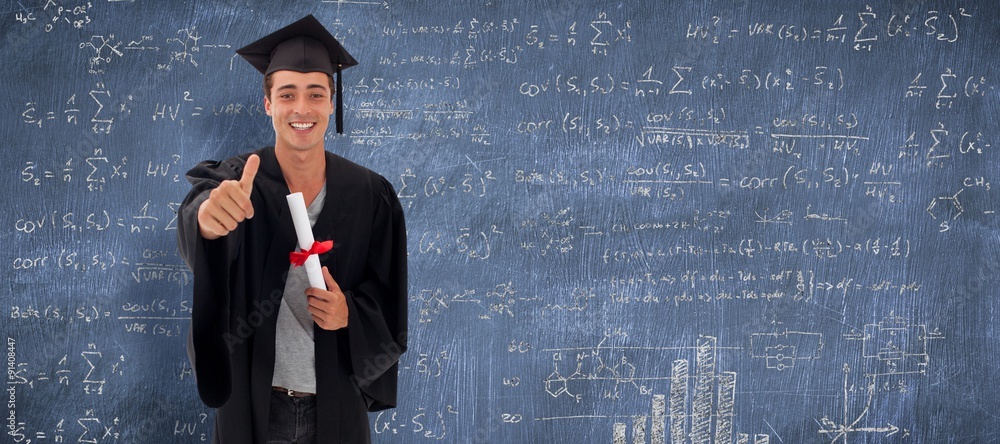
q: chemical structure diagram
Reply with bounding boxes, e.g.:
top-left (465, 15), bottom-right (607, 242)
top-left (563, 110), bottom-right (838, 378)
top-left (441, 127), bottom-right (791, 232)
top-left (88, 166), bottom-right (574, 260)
top-left (75, 27), bottom-right (230, 73)
top-left (543, 334), bottom-right (644, 403)
top-left (165, 27), bottom-right (230, 69)
top-left (80, 35), bottom-right (123, 73)
top-left (926, 189), bottom-right (964, 221)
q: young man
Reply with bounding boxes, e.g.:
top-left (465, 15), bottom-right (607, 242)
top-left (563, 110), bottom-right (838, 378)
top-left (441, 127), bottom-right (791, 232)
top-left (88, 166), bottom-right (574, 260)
top-left (177, 15), bottom-right (407, 443)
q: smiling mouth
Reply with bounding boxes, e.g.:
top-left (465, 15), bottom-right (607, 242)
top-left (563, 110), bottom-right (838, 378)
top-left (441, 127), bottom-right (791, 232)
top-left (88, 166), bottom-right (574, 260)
top-left (290, 122), bottom-right (315, 130)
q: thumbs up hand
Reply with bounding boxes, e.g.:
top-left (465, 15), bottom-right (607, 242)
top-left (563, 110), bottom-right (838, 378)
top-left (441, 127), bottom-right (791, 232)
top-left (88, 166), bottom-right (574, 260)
top-left (197, 154), bottom-right (260, 240)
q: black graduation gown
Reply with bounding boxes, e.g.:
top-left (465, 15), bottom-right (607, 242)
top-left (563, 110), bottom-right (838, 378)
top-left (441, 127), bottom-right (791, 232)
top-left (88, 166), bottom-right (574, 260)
top-left (177, 146), bottom-right (407, 443)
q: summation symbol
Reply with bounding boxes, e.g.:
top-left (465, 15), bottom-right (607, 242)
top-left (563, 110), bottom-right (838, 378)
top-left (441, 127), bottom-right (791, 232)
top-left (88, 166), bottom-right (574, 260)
top-left (89, 83), bottom-right (113, 134)
top-left (852, 5), bottom-right (877, 51)
top-left (588, 12), bottom-right (632, 56)
top-left (80, 343), bottom-right (126, 395)
top-left (936, 68), bottom-right (958, 109)
top-left (77, 409), bottom-right (121, 443)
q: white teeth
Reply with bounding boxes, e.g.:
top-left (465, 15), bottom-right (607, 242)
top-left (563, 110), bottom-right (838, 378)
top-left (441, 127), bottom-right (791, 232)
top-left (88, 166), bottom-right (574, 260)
top-left (290, 123), bottom-right (314, 129)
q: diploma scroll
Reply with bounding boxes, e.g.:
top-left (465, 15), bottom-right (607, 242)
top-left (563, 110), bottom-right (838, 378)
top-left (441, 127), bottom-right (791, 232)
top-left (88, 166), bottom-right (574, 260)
top-left (286, 192), bottom-right (327, 290)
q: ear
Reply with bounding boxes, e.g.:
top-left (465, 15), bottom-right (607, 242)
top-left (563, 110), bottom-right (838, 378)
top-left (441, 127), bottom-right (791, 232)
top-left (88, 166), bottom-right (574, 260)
top-left (264, 96), bottom-right (272, 116)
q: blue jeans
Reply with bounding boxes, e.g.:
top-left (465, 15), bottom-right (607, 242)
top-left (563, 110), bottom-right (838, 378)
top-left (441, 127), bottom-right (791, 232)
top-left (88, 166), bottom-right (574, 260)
top-left (267, 390), bottom-right (317, 444)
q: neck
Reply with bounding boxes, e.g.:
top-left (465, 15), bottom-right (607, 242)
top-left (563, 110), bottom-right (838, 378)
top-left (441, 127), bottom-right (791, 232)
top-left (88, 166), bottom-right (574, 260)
top-left (274, 145), bottom-right (326, 192)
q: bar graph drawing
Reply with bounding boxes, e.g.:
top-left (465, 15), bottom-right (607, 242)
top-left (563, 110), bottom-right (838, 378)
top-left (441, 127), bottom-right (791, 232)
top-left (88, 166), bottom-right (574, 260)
top-left (610, 336), bottom-right (771, 444)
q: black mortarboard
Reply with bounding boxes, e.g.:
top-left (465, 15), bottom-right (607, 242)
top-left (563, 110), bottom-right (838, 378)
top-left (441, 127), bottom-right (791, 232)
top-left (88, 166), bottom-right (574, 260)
top-left (236, 15), bottom-right (357, 133)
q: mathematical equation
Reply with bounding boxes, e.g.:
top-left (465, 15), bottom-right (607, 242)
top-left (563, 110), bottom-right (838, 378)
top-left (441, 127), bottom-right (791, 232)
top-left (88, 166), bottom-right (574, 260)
top-left (11, 297), bottom-right (191, 334)
top-left (387, 159), bottom-right (926, 210)
top-left (19, 83), bottom-right (130, 134)
top-left (12, 246), bottom-right (190, 287)
top-left (349, 124), bottom-right (492, 147)
top-left (14, 204), bottom-right (179, 236)
top-left (411, 265), bottom-right (923, 322)
top-left (7, 341), bottom-right (124, 394)
top-left (18, 149), bottom-right (188, 192)
top-left (152, 92), bottom-right (265, 126)
top-left (372, 404), bottom-right (460, 440)
top-left (605, 267), bottom-right (921, 307)
top-left (903, 69), bottom-right (993, 109)
top-left (411, 282), bottom-right (536, 323)
top-left (387, 154), bottom-right (914, 194)
top-left (900, 122), bottom-right (993, 167)
top-left (685, 5), bottom-right (974, 49)
top-left (601, 236), bottom-right (912, 262)
top-left (380, 11), bottom-right (632, 60)
top-left (517, 65), bottom-right (846, 99)
top-left (7, 410), bottom-right (123, 444)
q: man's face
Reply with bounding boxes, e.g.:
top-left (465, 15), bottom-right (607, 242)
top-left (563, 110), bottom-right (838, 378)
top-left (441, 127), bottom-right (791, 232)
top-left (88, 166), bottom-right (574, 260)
top-left (264, 70), bottom-right (334, 153)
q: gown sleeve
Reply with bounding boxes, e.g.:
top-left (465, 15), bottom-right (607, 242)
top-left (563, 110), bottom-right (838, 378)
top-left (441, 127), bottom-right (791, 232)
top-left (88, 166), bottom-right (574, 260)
top-left (343, 175), bottom-right (408, 411)
top-left (177, 156), bottom-right (249, 408)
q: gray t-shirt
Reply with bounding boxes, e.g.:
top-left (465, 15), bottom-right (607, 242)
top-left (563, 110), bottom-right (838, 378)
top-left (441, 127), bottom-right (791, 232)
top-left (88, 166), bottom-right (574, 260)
top-left (272, 184), bottom-right (327, 393)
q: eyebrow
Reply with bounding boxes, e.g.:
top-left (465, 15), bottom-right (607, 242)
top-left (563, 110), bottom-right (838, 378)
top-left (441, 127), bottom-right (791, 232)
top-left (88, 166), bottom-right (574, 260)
top-left (275, 84), bottom-right (329, 92)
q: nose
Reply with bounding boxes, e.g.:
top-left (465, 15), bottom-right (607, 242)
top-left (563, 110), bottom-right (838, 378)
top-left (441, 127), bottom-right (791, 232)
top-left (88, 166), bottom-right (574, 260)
top-left (291, 96), bottom-right (312, 115)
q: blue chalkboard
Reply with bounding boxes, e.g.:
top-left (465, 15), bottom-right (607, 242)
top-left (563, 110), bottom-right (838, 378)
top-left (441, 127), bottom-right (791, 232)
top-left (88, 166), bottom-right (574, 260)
top-left (4, 1), bottom-right (999, 442)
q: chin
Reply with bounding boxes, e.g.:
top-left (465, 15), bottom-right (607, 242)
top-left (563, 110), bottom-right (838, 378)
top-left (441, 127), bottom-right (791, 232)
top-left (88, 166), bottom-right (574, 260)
top-left (286, 144), bottom-right (320, 152)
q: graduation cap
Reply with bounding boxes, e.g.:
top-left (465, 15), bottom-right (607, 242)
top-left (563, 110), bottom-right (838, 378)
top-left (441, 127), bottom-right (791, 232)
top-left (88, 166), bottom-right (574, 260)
top-left (236, 15), bottom-right (357, 133)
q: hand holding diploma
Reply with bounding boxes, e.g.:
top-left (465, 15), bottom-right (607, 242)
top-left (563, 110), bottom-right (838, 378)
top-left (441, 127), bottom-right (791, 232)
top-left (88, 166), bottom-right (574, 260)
top-left (306, 266), bottom-right (348, 330)
top-left (286, 192), bottom-right (348, 330)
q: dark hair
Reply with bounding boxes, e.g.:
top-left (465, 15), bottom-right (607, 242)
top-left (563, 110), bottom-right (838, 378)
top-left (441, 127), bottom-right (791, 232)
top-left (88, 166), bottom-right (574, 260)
top-left (263, 72), bottom-right (336, 99)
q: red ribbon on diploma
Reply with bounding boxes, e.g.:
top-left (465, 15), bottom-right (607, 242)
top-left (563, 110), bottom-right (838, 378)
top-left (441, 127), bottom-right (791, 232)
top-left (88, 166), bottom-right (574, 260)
top-left (289, 240), bottom-right (333, 267)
